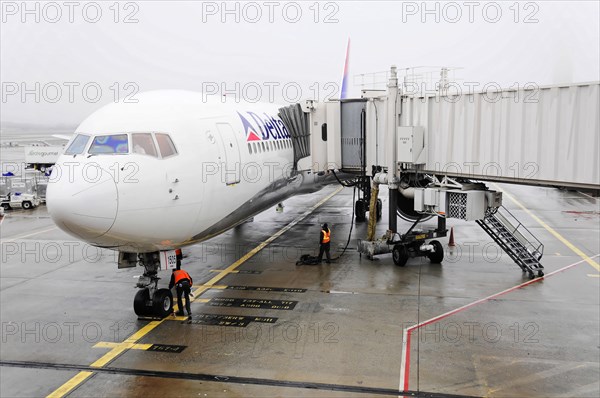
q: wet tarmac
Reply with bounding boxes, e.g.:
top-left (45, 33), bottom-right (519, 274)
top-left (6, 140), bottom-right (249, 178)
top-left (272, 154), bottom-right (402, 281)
top-left (1, 183), bottom-right (599, 397)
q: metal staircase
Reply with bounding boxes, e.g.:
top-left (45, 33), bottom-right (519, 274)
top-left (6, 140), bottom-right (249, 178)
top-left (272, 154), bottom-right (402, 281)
top-left (476, 206), bottom-right (545, 278)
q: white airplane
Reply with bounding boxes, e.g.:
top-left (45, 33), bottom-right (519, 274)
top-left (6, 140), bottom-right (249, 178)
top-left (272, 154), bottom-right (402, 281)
top-left (47, 90), bottom-right (344, 317)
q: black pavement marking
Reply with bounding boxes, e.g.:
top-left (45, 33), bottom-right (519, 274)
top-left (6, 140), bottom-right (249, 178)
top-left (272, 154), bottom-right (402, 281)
top-left (207, 297), bottom-right (297, 310)
top-left (190, 314), bottom-right (278, 327)
top-left (146, 344), bottom-right (186, 354)
top-left (226, 286), bottom-right (307, 293)
top-left (0, 360), bottom-right (481, 398)
top-left (237, 270), bottom-right (262, 274)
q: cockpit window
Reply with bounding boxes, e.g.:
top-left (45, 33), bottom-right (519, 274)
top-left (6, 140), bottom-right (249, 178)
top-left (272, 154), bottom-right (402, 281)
top-left (89, 134), bottom-right (129, 154)
top-left (155, 133), bottom-right (178, 158)
top-left (65, 134), bottom-right (90, 155)
top-left (132, 133), bottom-right (158, 157)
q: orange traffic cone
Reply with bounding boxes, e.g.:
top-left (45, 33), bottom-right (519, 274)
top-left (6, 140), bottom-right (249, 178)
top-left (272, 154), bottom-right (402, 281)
top-left (448, 227), bottom-right (455, 247)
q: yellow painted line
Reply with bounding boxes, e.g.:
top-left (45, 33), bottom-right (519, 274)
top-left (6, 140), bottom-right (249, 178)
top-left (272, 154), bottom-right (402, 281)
top-left (191, 298), bottom-right (210, 303)
top-left (588, 274), bottom-right (600, 278)
top-left (46, 186), bottom-right (343, 397)
top-left (495, 184), bottom-right (600, 272)
top-left (199, 284), bottom-right (227, 289)
top-left (166, 315), bottom-right (192, 322)
top-left (3, 225), bottom-right (57, 241)
top-left (94, 342), bottom-right (152, 350)
top-left (209, 269), bottom-right (238, 273)
top-left (123, 320), bottom-right (162, 344)
top-left (46, 371), bottom-right (94, 398)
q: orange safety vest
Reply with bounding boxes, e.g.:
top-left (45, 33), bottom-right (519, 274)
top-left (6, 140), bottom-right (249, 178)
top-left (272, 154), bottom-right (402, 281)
top-left (173, 269), bottom-right (191, 284)
top-left (321, 229), bottom-right (331, 244)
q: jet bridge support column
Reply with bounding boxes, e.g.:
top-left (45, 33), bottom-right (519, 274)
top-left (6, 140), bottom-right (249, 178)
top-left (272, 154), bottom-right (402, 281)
top-left (389, 186), bottom-right (398, 233)
top-left (386, 65), bottom-right (399, 234)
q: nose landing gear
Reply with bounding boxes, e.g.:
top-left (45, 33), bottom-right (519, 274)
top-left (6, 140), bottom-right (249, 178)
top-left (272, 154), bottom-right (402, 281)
top-left (133, 252), bottom-right (173, 318)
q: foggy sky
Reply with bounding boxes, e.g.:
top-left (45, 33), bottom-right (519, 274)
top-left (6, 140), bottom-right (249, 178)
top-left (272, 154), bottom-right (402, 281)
top-left (1, 0), bottom-right (599, 126)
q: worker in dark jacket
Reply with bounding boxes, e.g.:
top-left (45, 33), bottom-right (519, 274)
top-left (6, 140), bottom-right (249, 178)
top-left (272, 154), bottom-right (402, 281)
top-left (318, 223), bottom-right (332, 264)
top-left (169, 259), bottom-right (193, 320)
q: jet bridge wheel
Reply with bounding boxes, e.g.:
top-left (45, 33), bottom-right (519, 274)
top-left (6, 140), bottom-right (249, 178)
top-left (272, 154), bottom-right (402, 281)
top-left (392, 244), bottom-right (409, 267)
top-left (427, 240), bottom-right (444, 263)
top-left (528, 270), bottom-right (544, 279)
top-left (355, 200), bottom-right (367, 222)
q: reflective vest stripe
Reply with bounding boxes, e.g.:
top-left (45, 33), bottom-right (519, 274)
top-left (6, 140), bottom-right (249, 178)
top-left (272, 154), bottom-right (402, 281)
top-left (321, 230), bottom-right (330, 244)
top-left (174, 270), bottom-right (191, 284)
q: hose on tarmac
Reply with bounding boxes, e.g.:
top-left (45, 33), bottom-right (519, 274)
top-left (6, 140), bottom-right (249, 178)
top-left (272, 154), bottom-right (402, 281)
top-left (296, 183), bottom-right (357, 265)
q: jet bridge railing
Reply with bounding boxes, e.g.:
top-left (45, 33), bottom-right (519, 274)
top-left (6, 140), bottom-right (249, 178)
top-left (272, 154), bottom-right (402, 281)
top-left (493, 206), bottom-right (544, 260)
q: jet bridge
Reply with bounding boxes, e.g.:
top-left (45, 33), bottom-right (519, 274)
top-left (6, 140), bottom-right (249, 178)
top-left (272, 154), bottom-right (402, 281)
top-left (285, 66), bottom-right (599, 277)
top-left (298, 68), bottom-right (599, 190)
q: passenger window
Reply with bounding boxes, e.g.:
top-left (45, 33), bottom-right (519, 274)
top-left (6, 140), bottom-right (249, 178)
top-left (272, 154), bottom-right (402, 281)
top-left (89, 134), bottom-right (128, 154)
top-left (248, 143), bottom-right (252, 154)
top-left (155, 133), bottom-right (178, 158)
top-left (132, 133), bottom-right (158, 157)
top-left (65, 134), bottom-right (90, 155)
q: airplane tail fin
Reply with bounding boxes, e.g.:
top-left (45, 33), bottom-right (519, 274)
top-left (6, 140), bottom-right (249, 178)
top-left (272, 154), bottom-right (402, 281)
top-left (340, 38), bottom-right (350, 99)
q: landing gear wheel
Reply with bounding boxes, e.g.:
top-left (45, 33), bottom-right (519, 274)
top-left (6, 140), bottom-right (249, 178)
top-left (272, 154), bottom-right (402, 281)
top-left (376, 199), bottom-right (382, 221)
top-left (355, 200), bottom-right (366, 222)
top-left (427, 240), bottom-right (444, 263)
top-left (392, 244), bottom-right (409, 267)
top-left (133, 288), bottom-right (151, 316)
top-left (152, 288), bottom-right (173, 318)
top-left (22, 201), bottom-right (32, 210)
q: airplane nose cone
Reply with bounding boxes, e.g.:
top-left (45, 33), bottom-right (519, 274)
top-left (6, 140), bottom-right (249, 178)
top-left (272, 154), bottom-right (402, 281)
top-left (47, 164), bottom-right (118, 240)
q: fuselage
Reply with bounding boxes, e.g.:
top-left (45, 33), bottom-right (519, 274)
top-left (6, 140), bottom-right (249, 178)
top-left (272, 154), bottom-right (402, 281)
top-left (47, 90), bottom-right (331, 252)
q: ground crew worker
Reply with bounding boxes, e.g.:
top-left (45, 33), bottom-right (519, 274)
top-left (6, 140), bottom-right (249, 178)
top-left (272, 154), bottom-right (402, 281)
top-left (318, 223), bottom-right (332, 264)
top-left (169, 259), bottom-right (193, 320)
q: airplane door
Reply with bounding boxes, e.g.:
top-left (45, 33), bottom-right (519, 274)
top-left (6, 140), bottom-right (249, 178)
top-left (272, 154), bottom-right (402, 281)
top-left (216, 123), bottom-right (241, 185)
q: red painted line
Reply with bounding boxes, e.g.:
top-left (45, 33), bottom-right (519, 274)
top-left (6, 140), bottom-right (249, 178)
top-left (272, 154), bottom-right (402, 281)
top-left (401, 255), bottom-right (599, 392)
top-left (403, 329), bottom-right (412, 391)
